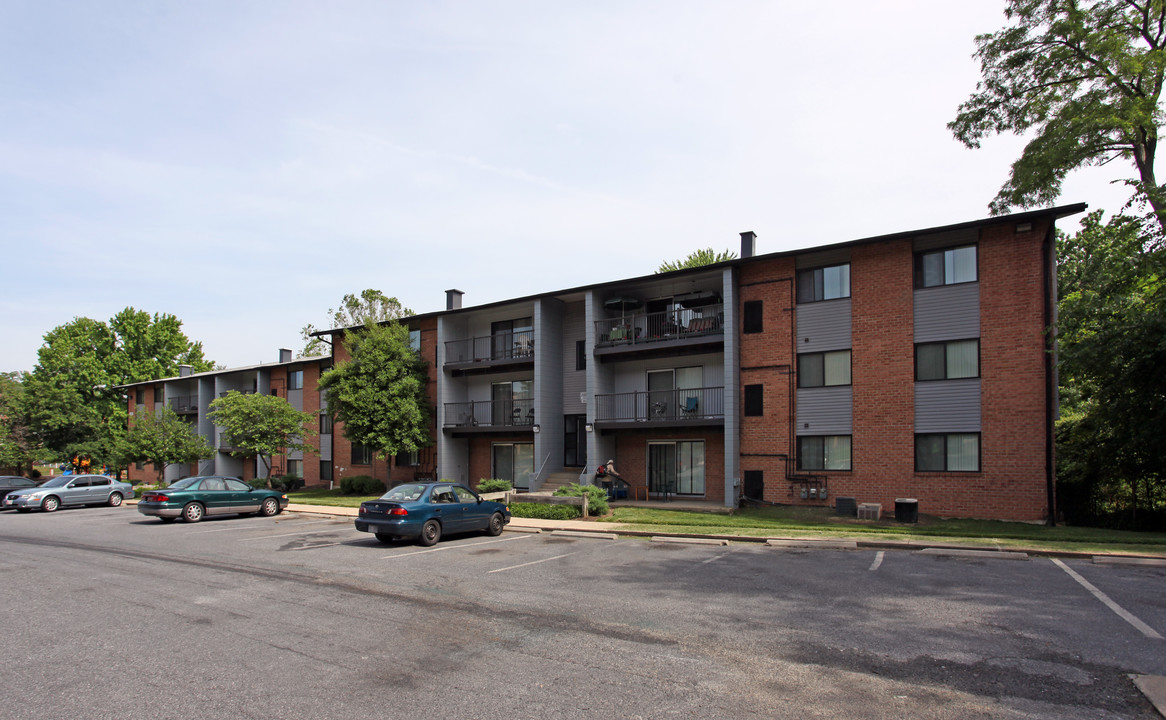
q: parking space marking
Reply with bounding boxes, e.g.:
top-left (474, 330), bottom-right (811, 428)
top-left (1051, 558), bottom-right (1163, 640)
top-left (869, 551), bottom-right (885, 571)
top-left (239, 528), bottom-right (346, 541)
top-left (191, 519), bottom-right (337, 534)
top-left (486, 538), bottom-right (635, 574)
top-left (289, 542), bottom-right (343, 551)
top-left (380, 534), bottom-right (530, 559)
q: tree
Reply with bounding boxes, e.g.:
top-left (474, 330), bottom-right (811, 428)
top-left (207, 391), bottom-right (317, 478)
top-left (657, 248), bottom-right (737, 273)
top-left (119, 406), bottom-right (214, 482)
top-left (0, 372), bottom-right (44, 474)
top-left (949, 0), bottom-right (1166, 236)
top-left (1055, 210), bottom-right (1166, 527)
top-left (318, 320), bottom-right (431, 463)
top-left (300, 289), bottom-right (414, 357)
top-left (22, 310), bottom-right (213, 472)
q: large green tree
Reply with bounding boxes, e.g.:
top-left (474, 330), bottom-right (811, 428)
top-left (657, 248), bottom-right (737, 273)
top-left (1055, 210), bottom-right (1166, 526)
top-left (318, 320), bottom-right (431, 463)
top-left (950, 0), bottom-right (1166, 235)
top-left (22, 309), bottom-right (213, 471)
top-left (0, 372), bottom-right (44, 474)
top-left (207, 391), bottom-right (317, 478)
top-left (119, 406), bottom-right (214, 482)
top-left (300, 289), bottom-right (413, 357)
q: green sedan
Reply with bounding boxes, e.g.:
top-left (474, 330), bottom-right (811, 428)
top-left (137, 476), bottom-right (288, 523)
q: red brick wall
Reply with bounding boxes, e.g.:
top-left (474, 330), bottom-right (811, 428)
top-left (613, 430), bottom-right (725, 502)
top-left (467, 434), bottom-right (532, 489)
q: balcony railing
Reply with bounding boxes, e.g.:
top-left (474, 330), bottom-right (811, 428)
top-left (594, 386), bottom-right (724, 424)
top-left (168, 395), bottom-right (198, 414)
top-left (443, 399), bottom-right (535, 428)
top-left (445, 330), bottom-right (534, 365)
top-left (595, 304), bottom-right (723, 348)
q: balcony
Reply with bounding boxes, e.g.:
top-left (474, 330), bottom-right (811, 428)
top-left (443, 399), bottom-right (536, 434)
top-left (593, 386), bottom-right (725, 429)
top-left (444, 330), bottom-right (534, 375)
top-left (594, 305), bottom-right (723, 361)
top-left (168, 395), bottom-right (198, 414)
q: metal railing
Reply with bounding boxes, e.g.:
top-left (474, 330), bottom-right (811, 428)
top-left (444, 330), bottom-right (534, 365)
top-left (595, 304), bottom-right (723, 348)
top-left (168, 395), bottom-right (197, 413)
top-left (594, 386), bottom-right (724, 423)
top-left (443, 399), bottom-right (535, 428)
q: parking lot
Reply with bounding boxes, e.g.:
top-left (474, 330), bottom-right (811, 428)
top-left (1, 505), bottom-right (1163, 719)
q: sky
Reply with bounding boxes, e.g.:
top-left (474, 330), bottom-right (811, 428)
top-left (0, 1), bottom-right (1139, 374)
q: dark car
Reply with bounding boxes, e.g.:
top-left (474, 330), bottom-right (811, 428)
top-left (355, 482), bottom-right (510, 546)
top-left (136, 476), bottom-right (288, 523)
top-left (3, 474), bottom-right (133, 512)
top-left (0, 476), bottom-right (40, 509)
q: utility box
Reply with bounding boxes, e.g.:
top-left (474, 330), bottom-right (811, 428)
top-left (894, 498), bottom-right (919, 523)
top-left (857, 503), bottom-right (882, 521)
top-left (835, 497), bottom-right (857, 516)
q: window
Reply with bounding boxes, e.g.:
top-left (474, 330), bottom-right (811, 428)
top-left (493, 442), bottom-right (534, 490)
top-left (135, 389), bottom-right (144, 405)
top-left (915, 433), bottom-right (980, 472)
top-left (916, 245), bottom-right (977, 288)
top-left (797, 436), bottom-right (852, 470)
top-left (396, 449), bottom-right (419, 467)
top-left (155, 387), bottom-right (165, 404)
top-left (352, 443), bottom-right (373, 465)
top-left (286, 459), bottom-right (302, 478)
top-left (576, 340), bottom-right (586, 371)
top-left (797, 264), bottom-right (850, 303)
top-left (916, 340), bottom-right (979, 381)
top-left (409, 329), bottom-right (421, 352)
top-left (135, 461), bottom-right (144, 470)
top-left (744, 384), bottom-right (764, 416)
top-left (288, 370), bottom-right (304, 390)
top-left (319, 414), bottom-right (333, 434)
top-left (743, 301), bottom-right (763, 334)
top-left (798, 351), bottom-right (852, 387)
top-left (648, 441), bottom-right (705, 495)
top-left (320, 462), bottom-right (333, 482)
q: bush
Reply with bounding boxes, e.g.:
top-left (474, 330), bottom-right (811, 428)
top-left (476, 478), bottom-right (513, 493)
top-left (247, 478), bottom-right (269, 490)
top-left (509, 502), bottom-right (582, 520)
top-left (268, 475), bottom-right (305, 492)
top-left (340, 474), bottom-right (385, 495)
top-left (553, 483), bottom-right (609, 516)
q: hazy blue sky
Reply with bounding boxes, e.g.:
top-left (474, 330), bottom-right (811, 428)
top-left (0, 1), bottom-right (1134, 373)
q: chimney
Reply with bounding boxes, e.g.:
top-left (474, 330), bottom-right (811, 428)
top-left (279, 348), bottom-right (292, 363)
top-left (446, 289), bottom-right (464, 311)
top-left (178, 365), bottom-right (192, 377)
top-left (740, 231), bottom-right (757, 259)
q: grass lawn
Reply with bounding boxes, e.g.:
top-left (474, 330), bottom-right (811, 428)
top-left (286, 489), bottom-right (380, 507)
top-left (601, 505), bottom-right (1166, 556)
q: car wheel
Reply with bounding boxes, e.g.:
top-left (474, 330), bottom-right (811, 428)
top-left (259, 497), bottom-right (280, 517)
top-left (417, 519), bottom-right (441, 546)
top-left (182, 502), bottom-right (204, 523)
top-left (108, 493), bottom-right (123, 507)
top-left (486, 512), bottom-right (505, 536)
top-left (41, 496), bottom-right (60, 512)
top-left (374, 532), bottom-right (395, 544)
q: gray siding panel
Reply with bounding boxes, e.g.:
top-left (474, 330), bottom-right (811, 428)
top-left (914, 284), bottom-right (980, 343)
top-left (796, 298), bottom-right (852, 352)
top-left (796, 386), bottom-right (853, 435)
top-left (915, 379), bottom-right (981, 432)
top-left (562, 301), bottom-right (587, 414)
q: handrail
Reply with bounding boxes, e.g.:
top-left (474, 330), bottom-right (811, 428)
top-left (444, 330), bottom-right (534, 364)
top-left (594, 386), bottom-right (724, 423)
top-left (595, 304), bottom-right (723, 348)
top-left (531, 452), bottom-right (552, 492)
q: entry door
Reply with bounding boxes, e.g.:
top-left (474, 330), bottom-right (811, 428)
top-left (564, 414), bottom-right (586, 467)
top-left (493, 443), bottom-right (535, 490)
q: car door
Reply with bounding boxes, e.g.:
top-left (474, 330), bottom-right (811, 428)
top-left (198, 477), bottom-right (233, 515)
top-left (88, 476), bottom-right (112, 503)
top-left (224, 478), bottom-right (260, 513)
top-left (60, 476), bottom-right (91, 506)
top-left (453, 485), bottom-right (491, 532)
top-left (427, 485), bottom-right (464, 532)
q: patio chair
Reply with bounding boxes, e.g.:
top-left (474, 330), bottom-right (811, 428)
top-left (681, 396), bottom-right (698, 416)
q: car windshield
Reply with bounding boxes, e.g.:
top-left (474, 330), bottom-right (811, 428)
top-left (167, 477), bottom-right (203, 490)
top-left (380, 484), bottom-right (427, 502)
top-left (39, 476), bottom-right (72, 488)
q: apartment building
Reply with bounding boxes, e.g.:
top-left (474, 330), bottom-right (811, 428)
top-left (121, 350), bottom-right (331, 485)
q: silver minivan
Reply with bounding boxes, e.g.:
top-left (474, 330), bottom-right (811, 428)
top-left (2, 474), bottom-right (133, 512)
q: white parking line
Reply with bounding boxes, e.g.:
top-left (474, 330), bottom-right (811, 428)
top-left (1051, 558), bottom-right (1163, 640)
top-left (869, 551), bottom-right (885, 571)
top-left (488, 552), bottom-right (578, 574)
top-left (379, 534), bottom-right (530, 559)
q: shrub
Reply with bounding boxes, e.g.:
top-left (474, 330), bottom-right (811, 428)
top-left (247, 478), bottom-right (269, 490)
top-left (553, 483), bottom-right (609, 516)
top-left (268, 475), bottom-right (305, 492)
top-left (509, 502), bottom-right (582, 520)
top-left (340, 474), bottom-right (385, 495)
top-left (477, 478), bottom-right (513, 493)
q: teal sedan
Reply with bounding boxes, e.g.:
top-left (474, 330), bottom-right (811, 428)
top-left (137, 476), bottom-right (288, 523)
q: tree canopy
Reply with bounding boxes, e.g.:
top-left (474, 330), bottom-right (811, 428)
top-left (0, 372), bottom-right (43, 474)
top-left (22, 309), bottom-right (213, 470)
top-left (949, 0), bottom-right (1166, 235)
top-left (318, 320), bottom-right (431, 462)
top-left (300, 289), bottom-right (413, 357)
top-left (119, 406), bottom-right (213, 482)
top-left (657, 248), bottom-right (737, 273)
top-left (207, 391), bottom-right (317, 478)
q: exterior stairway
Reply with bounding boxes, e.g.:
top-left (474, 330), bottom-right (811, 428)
top-left (537, 468), bottom-right (587, 494)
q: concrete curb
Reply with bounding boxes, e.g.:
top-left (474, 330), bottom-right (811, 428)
top-left (653, 536), bottom-right (730, 546)
top-left (767, 539), bottom-right (858, 550)
top-left (915, 548), bottom-right (1029, 561)
top-left (1132, 675), bottom-right (1166, 716)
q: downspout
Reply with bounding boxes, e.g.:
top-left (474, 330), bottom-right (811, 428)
top-left (1043, 225), bottom-right (1059, 526)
